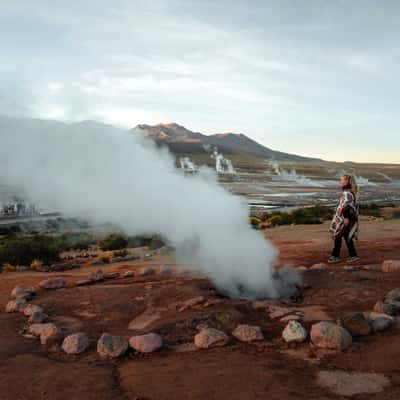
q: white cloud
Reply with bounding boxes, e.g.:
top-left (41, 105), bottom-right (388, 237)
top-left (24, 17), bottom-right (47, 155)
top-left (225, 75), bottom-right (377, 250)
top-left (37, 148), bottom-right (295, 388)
top-left (0, 0), bottom-right (399, 162)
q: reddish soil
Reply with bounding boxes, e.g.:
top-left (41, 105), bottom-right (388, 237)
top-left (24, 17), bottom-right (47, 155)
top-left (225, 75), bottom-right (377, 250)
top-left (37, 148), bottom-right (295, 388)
top-left (1, 218), bottom-right (400, 399)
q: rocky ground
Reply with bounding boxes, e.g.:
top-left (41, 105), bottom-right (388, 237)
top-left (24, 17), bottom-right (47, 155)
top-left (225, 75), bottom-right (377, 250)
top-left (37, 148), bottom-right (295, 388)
top-left (1, 218), bottom-right (400, 400)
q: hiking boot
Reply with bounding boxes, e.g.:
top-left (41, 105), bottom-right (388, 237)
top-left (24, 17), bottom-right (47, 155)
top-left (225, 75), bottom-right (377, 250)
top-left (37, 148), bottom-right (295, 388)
top-left (346, 256), bottom-right (360, 263)
top-left (328, 256), bottom-right (342, 264)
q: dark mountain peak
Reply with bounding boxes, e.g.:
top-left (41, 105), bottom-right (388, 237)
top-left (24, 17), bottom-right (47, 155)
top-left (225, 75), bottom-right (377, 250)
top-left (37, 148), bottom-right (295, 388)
top-left (132, 122), bottom-right (322, 162)
top-left (133, 122), bottom-right (204, 142)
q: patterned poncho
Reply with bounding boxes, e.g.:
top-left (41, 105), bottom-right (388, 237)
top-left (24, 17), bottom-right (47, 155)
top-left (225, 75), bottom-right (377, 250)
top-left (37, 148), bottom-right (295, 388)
top-left (329, 189), bottom-right (359, 240)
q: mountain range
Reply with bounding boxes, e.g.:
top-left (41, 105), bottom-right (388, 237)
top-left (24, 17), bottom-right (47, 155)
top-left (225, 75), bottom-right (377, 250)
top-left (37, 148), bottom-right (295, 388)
top-left (132, 123), bottom-right (322, 162)
top-left (0, 115), bottom-right (321, 163)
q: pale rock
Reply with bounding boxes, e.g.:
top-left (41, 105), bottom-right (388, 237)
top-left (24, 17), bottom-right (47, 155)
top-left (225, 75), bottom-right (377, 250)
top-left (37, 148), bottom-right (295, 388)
top-left (28, 323), bottom-right (59, 345)
top-left (310, 322), bottom-right (352, 350)
top-left (97, 333), bottom-right (128, 358)
top-left (178, 296), bottom-right (205, 312)
top-left (39, 278), bottom-right (66, 290)
top-left (62, 333), bottom-right (90, 354)
top-left (11, 285), bottom-right (36, 300)
top-left (365, 312), bottom-right (393, 333)
top-left (310, 263), bottom-right (329, 270)
top-left (282, 320), bottom-right (308, 343)
top-left (194, 328), bottom-right (229, 349)
top-left (232, 324), bottom-right (264, 342)
top-left (129, 332), bottom-right (163, 353)
top-left (5, 298), bottom-right (27, 313)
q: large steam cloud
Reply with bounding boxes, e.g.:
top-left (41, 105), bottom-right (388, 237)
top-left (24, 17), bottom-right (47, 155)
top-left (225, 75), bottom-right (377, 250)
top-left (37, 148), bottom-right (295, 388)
top-left (0, 116), bottom-right (298, 299)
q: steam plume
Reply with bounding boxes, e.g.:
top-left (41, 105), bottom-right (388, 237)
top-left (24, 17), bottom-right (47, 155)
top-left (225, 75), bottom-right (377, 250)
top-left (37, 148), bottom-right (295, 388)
top-left (0, 116), bottom-right (298, 299)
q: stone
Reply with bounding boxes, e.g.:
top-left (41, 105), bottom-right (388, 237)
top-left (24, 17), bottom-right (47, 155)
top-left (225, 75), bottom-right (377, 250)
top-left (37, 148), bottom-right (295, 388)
top-left (28, 323), bottom-right (59, 345)
top-left (373, 300), bottom-right (400, 316)
top-left (11, 285), bottom-right (36, 300)
top-left (128, 308), bottom-right (162, 331)
top-left (97, 333), bottom-right (128, 358)
top-left (139, 267), bottom-right (155, 276)
top-left (29, 310), bottom-right (48, 324)
top-left (317, 370), bottom-right (390, 397)
top-left (339, 312), bottom-right (371, 336)
top-left (23, 304), bottom-right (44, 317)
top-left (123, 271), bottom-right (134, 278)
top-left (39, 278), bottom-right (66, 290)
top-left (129, 333), bottom-right (163, 353)
top-left (50, 262), bottom-right (75, 272)
top-left (385, 288), bottom-right (400, 302)
top-left (89, 270), bottom-right (104, 282)
top-left (103, 272), bottom-right (120, 280)
top-left (194, 328), bottom-right (229, 349)
top-left (268, 306), bottom-right (293, 319)
top-left (178, 296), bottom-right (205, 312)
top-left (310, 322), bottom-right (352, 350)
top-left (76, 279), bottom-right (92, 286)
top-left (232, 324), bottom-right (264, 342)
top-left (310, 263), bottom-right (328, 270)
top-left (365, 312), bottom-right (393, 333)
top-left (5, 298), bottom-right (27, 313)
top-left (62, 333), bottom-right (90, 354)
top-left (382, 260), bottom-right (400, 273)
top-left (282, 320), bottom-right (308, 343)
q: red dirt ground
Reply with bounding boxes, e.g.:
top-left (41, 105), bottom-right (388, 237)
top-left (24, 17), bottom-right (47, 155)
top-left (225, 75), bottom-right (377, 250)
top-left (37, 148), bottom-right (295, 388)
top-left (1, 218), bottom-right (400, 399)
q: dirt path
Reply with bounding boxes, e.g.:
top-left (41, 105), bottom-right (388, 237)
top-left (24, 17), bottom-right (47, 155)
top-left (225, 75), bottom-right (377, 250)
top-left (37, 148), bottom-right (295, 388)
top-left (0, 219), bottom-right (399, 399)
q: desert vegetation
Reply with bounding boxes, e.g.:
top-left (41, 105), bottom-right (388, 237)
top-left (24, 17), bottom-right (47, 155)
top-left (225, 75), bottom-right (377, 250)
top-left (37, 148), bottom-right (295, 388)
top-left (0, 235), bottom-right (60, 267)
top-left (0, 229), bottom-right (166, 272)
top-left (251, 203), bottom-right (398, 229)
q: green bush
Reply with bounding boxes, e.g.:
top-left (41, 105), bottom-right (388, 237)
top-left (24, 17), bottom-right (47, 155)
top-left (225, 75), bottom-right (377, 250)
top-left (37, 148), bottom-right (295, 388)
top-left (253, 205), bottom-right (333, 228)
top-left (56, 232), bottom-right (95, 251)
top-left (0, 235), bottom-right (60, 266)
top-left (127, 234), bottom-right (165, 249)
top-left (99, 233), bottom-right (128, 251)
top-left (0, 225), bottom-right (21, 236)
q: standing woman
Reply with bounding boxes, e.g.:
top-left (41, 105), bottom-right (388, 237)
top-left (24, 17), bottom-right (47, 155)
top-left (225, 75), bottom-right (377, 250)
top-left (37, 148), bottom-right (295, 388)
top-left (329, 174), bottom-right (360, 263)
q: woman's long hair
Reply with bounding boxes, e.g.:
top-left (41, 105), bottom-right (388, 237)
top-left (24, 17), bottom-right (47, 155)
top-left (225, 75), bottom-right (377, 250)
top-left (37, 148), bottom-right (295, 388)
top-left (343, 174), bottom-right (359, 200)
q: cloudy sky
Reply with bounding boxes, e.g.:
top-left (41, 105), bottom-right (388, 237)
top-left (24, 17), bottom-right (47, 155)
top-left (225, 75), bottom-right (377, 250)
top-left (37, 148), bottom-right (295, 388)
top-left (1, 0), bottom-right (399, 162)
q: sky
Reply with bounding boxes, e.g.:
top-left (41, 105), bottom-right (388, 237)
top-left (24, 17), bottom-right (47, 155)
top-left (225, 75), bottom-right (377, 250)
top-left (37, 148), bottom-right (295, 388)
top-left (1, 0), bottom-right (399, 163)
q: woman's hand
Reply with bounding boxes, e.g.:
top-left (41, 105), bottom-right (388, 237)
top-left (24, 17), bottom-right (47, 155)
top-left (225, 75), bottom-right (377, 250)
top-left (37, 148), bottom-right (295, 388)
top-left (344, 218), bottom-right (350, 226)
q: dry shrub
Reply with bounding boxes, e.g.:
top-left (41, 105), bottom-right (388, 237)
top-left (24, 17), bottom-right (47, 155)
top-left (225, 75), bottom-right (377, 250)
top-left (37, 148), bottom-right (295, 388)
top-left (31, 258), bottom-right (43, 271)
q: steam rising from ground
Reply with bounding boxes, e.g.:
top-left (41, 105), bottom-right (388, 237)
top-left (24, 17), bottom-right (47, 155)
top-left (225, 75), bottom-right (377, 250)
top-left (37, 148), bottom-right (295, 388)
top-left (0, 116), bottom-right (299, 299)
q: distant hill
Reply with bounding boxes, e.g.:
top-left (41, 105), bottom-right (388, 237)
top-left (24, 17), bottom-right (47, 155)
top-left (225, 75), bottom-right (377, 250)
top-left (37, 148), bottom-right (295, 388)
top-left (0, 116), bottom-right (321, 162)
top-left (132, 123), bottom-right (322, 162)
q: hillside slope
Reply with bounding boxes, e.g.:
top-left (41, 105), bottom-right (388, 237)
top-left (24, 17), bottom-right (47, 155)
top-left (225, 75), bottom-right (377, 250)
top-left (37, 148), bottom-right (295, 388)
top-left (132, 123), bottom-right (322, 162)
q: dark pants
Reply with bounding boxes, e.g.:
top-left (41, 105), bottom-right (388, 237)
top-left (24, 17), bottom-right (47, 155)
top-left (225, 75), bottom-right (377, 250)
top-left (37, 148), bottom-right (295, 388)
top-left (332, 232), bottom-right (357, 258)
